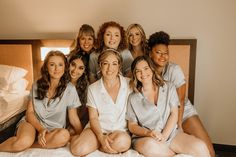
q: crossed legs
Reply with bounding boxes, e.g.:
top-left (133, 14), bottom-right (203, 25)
top-left (0, 121), bottom-right (35, 152)
top-left (134, 137), bottom-right (175, 157)
top-left (0, 121), bottom-right (70, 152)
top-left (183, 115), bottom-right (215, 157)
top-left (70, 128), bottom-right (131, 157)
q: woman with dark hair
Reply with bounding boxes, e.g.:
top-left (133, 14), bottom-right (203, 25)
top-left (0, 51), bottom-right (82, 152)
top-left (70, 49), bottom-right (131, 156)
top-left (126, 23), bottom-right (149, 58)
top-left (127, 55), bottom-right (210, 157)
top-left (89, 21), bottom-right (133, 83)
top-left (68, 54), bottom-right (89, 129)
top-left (68, 24), bottom-right (96, 82)
top-left (148, 31), bottom-right (215, 157)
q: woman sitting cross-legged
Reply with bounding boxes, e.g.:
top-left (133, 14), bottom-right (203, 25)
top-left (0, 50), bottom-right (82, 152)
top-left (126, 55), bottom-right (210, 157)
top-left (68, 53), bottom-right (89, 133)
top-left (70, 49), bottom-right (131, 156)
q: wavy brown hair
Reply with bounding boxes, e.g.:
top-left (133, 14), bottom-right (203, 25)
top-left (69, 54), bottom-right (89, 106)
top-left (97, 21), bottom-right (127, 52)
top-left (126, 23), bottom-right (149, 55)
top-left (36, 50), bottom-right (70, 100)
top-left (130, 55), bottom-right (164, 92)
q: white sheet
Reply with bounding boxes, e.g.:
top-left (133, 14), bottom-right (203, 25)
top-left (0, 91), bottom-right (192, 157)
top-left (0, 90), bottom-right (29, 124)
top-left (0, 144), bottom-right (193, 157)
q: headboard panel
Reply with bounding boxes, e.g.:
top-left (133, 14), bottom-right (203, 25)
top-left (0, 44), bottom-right (34, 90)
top-left (169, 39), bottom-right (197, 103)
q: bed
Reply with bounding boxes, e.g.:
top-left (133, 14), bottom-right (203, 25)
top-left (0, 91), bottom-right (30, 129)
top-left (0, 40), bottom-right (196, 157)
top-left (0, 44), bottom-right (33, 142)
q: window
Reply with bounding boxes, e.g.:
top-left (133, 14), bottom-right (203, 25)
top-left (40, 47), bottom-right (70, 61)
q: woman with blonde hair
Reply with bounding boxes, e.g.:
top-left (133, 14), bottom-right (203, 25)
top-left (71, 49), bottom-right (131, 156)
top-left (126, 23), bottom-right (149, 58)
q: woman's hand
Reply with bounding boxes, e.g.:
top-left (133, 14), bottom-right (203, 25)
top-left (99, 134), bottom-right (118, 154)
top-left (147, 130), bottom-right (165, 142)
top-left (38, 129), bottom-right (49, 147)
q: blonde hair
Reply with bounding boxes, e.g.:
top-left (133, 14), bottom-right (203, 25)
top-left (69, 24), bottom-right (95, 57)
top-left (126, 23), bottom-right (149, 55)
top-left (98, 48), bottom-right (123, 73)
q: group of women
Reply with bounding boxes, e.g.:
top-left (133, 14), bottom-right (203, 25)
top-left (0, 21), bottom-right (215, 157)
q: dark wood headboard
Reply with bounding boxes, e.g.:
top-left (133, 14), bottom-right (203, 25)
top-left (169, 39), bottom-right (197, 104)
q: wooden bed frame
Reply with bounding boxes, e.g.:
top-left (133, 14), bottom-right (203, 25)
top-left (170, 39), bottom-right (197, 103)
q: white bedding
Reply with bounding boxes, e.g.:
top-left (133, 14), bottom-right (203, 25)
top-left (0, 91), bottom-right (192, 157)
top-left (0, 90), bottom-right (29, 124)
top-left (0, 144), bottom-right (193, 157)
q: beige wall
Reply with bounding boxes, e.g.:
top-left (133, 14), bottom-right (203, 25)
top-left (1, 0), bottom-right (236, 145)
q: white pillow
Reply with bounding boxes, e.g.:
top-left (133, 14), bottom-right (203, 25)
top-left (8, 78), bottom-right (29, 93)
top-left (0, 65), bottom-right (28, 90)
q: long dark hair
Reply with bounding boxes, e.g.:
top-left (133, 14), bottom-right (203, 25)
top-left (36, 50), bottom-right (69, 100)
top-left (130, 55), bottom-right (164, 92)
top-left (69, 54), bottom-right (89, 106)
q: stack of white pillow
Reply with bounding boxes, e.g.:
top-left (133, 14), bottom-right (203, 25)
top-left (0, 64), bottom-right (28, 94)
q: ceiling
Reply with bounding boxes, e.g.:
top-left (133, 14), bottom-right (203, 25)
top-left (0, 0), bottom-right (135, 39)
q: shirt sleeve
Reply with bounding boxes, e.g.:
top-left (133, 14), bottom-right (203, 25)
top-left (121, 49), bottom-right (134, 75)
top-left (67, 85), bottom-right (82, 109)
top-left (168, 83), bottom-right (180, 108)
top-left (86, 86), bottom-right (97, 109)
top-left (171, 64), bottom-right (186, 88)
top-left (126, 94), bottom-right (138, 123)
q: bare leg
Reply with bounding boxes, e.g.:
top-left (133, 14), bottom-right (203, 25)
top-left (0, 121), bottom-right (36, 152)
top-left (31, 128), bottom-right (70, 149)
top-left (105, 131), bottom-right (131, 153)
top-left (70, 128), bottom-right (99, 156)
top-left (183, 115), bottom-right (215, 157)
top-left (134, 137), bottom-right (175, 157)
top-left (170, 131), bottom-right (210, 157)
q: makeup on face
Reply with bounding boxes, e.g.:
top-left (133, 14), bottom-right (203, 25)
top-left (47, 56), bottom-right (65, 79)
top-left (104, 27), bottom-right (121, 49)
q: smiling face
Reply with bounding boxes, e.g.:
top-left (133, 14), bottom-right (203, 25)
top-left (79, 33), bottom-right (94, 53)
top-left (103, 26), bottom-right (121, 49)
top-left (150, 44), bottom-right (169, 68)
top-left (100, 53), bottom-right (120, 80)
top-left (128, 27), bottom-right (142, 47)
top-left (47, 56), bottom-right (65, 80)
top-left (69, 58), bottom-right (85, 83)
top-left (135, 60), bottom-right (153, 84)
